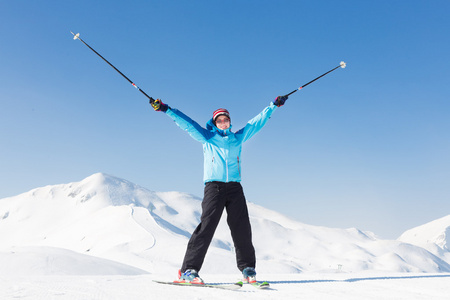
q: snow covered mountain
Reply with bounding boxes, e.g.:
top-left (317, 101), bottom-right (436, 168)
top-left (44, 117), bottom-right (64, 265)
top-left (0, 173), bottom-right (449, 276)
top-left (398, 215), bottom-right (450, 265)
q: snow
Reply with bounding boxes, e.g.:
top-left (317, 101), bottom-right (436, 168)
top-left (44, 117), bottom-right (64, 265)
top-left (398, 214), bottom-right (450, 264)
top-left (0, 173), bottom-right (449, 299)
top-left (1, 273), bottom-right (449, 299)
top-left (0, 247), bottom-right (146, 276)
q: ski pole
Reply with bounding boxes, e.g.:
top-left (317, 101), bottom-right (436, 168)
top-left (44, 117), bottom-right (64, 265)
top-left (70, 31), bottom-right (155, 102)
top-left (284, 61), bottom-right (346, 97)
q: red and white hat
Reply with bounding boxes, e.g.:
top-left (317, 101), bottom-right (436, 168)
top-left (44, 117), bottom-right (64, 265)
top-left (213, 108), bottom-right (230, 122)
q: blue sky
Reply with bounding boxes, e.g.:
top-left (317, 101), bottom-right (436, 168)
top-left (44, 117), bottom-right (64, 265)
top-left (1, 0), bottom-right (450, 239)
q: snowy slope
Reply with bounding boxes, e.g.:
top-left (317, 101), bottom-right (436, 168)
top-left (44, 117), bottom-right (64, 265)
top-left (0, 173), bottom-right (198, 275)
top-left (398, 215), bottom-right (450, 265)
top-left (0, 246), bottom-right (146, 276)
top-left (0, 173), bottom-right (449, 277)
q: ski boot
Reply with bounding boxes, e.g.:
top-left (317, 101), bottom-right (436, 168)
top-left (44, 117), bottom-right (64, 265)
top-left (175, 269), bottom-right (204, 285)
top-left (242, 267), bottom-right (257, 284)
top-left (242, 267), bottom-right (270, 289)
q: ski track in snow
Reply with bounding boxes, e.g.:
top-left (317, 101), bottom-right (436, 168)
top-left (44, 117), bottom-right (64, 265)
top-left (1, 273), bottom-right (450, 300)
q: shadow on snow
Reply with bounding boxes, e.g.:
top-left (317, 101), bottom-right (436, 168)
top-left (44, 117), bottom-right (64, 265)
top-left (269, 274), bottom-right (450, 285)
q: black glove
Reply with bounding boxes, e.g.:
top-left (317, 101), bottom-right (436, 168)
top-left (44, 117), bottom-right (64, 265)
top-left (150, 98), bottom-right (169, 112)
top-left (273, 95), bottom-right (288, 107)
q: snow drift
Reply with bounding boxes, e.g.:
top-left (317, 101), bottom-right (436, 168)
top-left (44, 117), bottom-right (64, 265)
top-left (0, 173), bottom-right (449, 276)
top-left (0, 246), bottom-right (147, 276)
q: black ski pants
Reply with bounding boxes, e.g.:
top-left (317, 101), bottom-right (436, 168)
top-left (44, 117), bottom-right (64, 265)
top-left (181, 181), bottom-right (256, 273)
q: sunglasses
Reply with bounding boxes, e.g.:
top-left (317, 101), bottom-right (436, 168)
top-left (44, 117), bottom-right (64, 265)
top-left (216, 118), bottom-right (230, 124)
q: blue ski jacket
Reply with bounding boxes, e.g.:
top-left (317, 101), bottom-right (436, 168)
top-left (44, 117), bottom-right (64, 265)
top-left (165, 102), bottom-right (277, 183)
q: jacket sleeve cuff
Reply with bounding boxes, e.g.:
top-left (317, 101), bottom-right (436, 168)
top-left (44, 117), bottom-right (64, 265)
top-left (269, 101), bottom-right (278, 110)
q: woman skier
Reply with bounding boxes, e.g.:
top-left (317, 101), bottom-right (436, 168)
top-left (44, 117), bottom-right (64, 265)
top-left (150, 95), bottom-right (288, 284)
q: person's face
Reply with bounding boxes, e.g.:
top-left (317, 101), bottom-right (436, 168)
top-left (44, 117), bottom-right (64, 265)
top-left (215, 115), bottom-right (230, 130)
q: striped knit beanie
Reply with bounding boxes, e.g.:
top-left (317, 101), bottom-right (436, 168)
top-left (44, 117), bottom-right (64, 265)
top-left (212, 108), bottom-right (230, 123)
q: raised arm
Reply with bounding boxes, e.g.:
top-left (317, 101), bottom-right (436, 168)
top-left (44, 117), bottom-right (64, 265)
top-left (150, 98), bottom-right (211, 143)
top-left (235, 96), bottom-right (288, 143)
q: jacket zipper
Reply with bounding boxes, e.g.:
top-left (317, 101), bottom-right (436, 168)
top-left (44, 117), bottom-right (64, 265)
top-left (226, 159), bottom-right (229, 182)
top-left (237, 156), bottom-right (240, 177)
top-left (211, 156), bottom-right (214, 179)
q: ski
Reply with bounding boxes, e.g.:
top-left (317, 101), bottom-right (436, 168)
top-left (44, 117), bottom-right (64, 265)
top-left (237, 280), bottom-right (270, 289)
top-left (251, 281), bottom-right (270, 289)
top-left (153, 280), bottom-right (243, 291)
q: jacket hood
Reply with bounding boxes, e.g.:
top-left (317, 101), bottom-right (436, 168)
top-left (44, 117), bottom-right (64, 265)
top-left (206, 118), bottom-right (232, 136)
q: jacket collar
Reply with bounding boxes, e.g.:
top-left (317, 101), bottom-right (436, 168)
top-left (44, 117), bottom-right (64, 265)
top-left (206, 118), bottom-right (232, 136)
